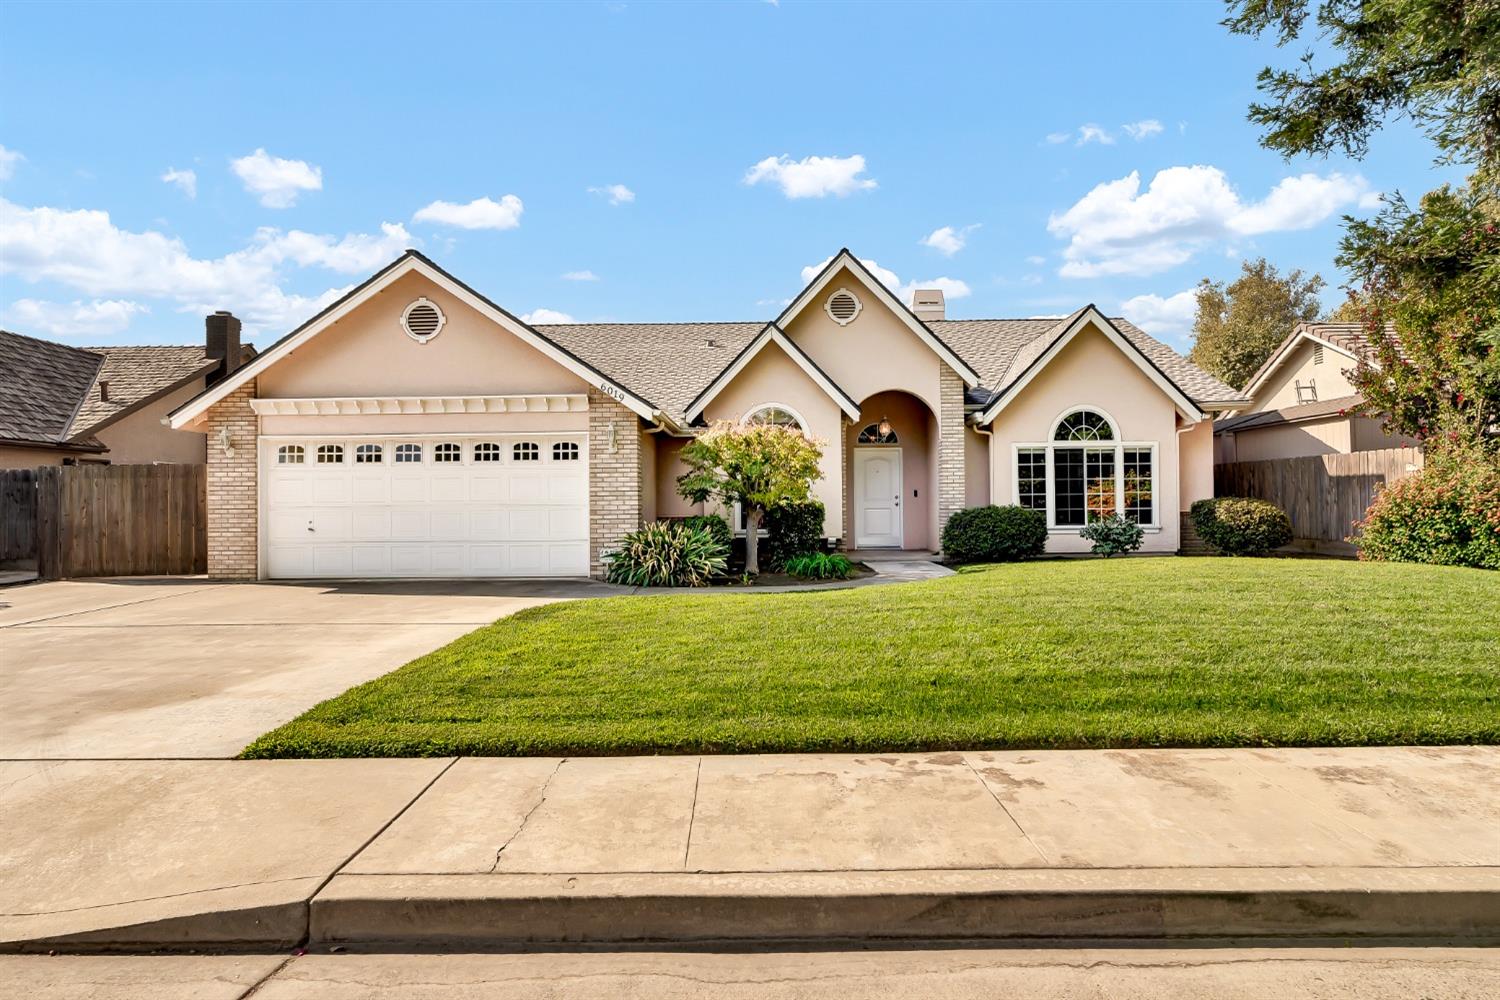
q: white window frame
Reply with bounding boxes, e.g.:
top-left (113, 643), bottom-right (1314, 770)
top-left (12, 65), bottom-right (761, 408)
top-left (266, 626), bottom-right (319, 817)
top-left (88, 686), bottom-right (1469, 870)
top-left (1012, 407), bottom-right (1160, 531)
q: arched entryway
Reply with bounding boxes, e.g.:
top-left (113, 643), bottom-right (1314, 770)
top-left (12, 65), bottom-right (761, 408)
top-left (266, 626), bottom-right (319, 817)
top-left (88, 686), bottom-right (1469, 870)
top-left (845, 390), bottom-right (938, 550)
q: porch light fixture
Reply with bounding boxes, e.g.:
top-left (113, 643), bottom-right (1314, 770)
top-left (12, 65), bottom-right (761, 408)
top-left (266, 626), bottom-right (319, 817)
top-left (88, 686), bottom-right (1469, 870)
top-left (877, 416), bottom-right (893, 438)
top-left (215, 425), bottom-right (235, 459)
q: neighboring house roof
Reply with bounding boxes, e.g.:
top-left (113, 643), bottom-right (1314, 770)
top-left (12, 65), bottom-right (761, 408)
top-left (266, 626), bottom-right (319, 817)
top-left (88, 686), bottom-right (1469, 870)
top-left (1214, 394), bottom-right (1364, 435)
top-left (0, 329), bottom-right (106, 452)
top-left (0, 329), bottom-right (244, 455)
top-left (1239, 322), bottom-right (1379, 402)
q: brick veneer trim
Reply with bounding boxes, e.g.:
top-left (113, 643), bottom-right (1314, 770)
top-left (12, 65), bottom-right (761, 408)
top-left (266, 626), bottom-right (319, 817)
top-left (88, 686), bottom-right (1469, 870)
top-left (937, 364), bottom-right (966, 544)
top-left (588, 389), bottom-right (644, 578)
top-left (204, 379), bottom-right (259, 579)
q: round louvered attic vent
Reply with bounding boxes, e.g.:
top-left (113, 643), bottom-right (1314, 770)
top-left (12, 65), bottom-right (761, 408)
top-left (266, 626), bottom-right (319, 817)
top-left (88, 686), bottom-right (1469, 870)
top-left (401, 297), bottom-right (446, 343)
top-left (825, 288), bottom-right (862, 326)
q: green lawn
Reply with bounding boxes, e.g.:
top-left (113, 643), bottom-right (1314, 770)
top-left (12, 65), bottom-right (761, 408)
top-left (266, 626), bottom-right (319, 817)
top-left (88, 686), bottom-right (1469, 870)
top-left (241, 559), bottom-right (1500, 758)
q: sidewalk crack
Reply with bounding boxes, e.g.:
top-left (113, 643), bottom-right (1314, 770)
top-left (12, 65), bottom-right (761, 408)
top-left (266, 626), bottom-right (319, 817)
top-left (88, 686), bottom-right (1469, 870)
top-left (490, 757), bottom-right (566, 873)
top-left (681, 756), bottom-right (703, 871)
top-left (962, 753), bottom-right (1053, 866)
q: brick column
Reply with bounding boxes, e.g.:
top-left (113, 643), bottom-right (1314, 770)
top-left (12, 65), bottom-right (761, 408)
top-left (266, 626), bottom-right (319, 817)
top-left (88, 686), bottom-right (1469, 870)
top-left (937, 364), bottom-right (966, 546)
top-left (838, 417), bottom-right (850, 550)
top-left (204, 379), bottom-right (258, 579)
top-left (588, 390), bottom-right (643, 578)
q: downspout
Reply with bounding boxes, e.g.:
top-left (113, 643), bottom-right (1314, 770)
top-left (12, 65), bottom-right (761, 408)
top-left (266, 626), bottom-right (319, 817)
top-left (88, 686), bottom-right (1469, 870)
top-left (969, 413), bottom-right (994, 506)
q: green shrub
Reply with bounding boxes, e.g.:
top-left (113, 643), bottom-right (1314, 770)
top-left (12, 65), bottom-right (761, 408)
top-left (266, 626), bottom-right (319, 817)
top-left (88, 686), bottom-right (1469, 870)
top-left (941, 505), bottom-right (1047, 563)
top-left (680, 513), bottom-right (731, 551)
top-left (764, 500), bottom-right (826, 571)
top-left (1080, 514), bottom-right (1145, 557)
top-left (605, 521), bottom-right (728, 587)
top-left (1190, 497), bottom-right (1293, 556)
top-left (1355, 459), bottom-right (1500, 569)
top-left (783, 551), bottom-right (856, 580)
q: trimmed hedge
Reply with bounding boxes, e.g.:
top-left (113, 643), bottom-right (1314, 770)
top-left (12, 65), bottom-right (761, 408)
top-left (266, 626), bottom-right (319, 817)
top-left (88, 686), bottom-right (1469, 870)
top-left (764, 500), bottom-right (826, 571)
top-left (1190, 497), bottom-right (1292, 556)
top-left (1355, 460), bottom-right (1500, 569)
top-left (1080, 514), bottom-right (1144, 557)
top-left (941, 505), bottom-right (1047, 563)
top-left (680, 513), bottom-right (732, 552)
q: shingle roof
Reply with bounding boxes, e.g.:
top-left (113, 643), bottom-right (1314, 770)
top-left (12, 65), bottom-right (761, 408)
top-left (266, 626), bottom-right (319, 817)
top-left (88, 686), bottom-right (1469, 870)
top-left (1214, 394), bottom-right (1364, 434)
top-left (538, 311), bottom-right (1244, 421)
top-left (71, 346), bottom-right (218, 439)
top-left (536, 322), bottom-right (764, 418)
top-left (0, 329), bottom-right (105, 449)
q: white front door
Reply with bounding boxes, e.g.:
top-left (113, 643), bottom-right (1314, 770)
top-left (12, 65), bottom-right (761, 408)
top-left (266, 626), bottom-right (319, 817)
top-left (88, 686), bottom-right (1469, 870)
top-left (854, 447), bottom-right (903, 548)
top-left (262, 435), bottom-right (589, 578)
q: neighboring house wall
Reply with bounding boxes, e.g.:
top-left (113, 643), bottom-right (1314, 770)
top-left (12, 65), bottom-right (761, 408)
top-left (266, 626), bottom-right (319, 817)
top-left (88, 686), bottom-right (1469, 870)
top-left (987, 323), bottom-right (1183, 554)
top-left (1254, 340), bottom-right (1357, 411)
top-left (699, 343), bottom-right (845, 538)
top-left (92, 379), bottom-right (208, 464)
top-left (1352, 415), bottom-right (1420, 452)
top-left (0, 446), bottom-right (97, 467)
top-left (1234, 418), bottom-right (1351, 462)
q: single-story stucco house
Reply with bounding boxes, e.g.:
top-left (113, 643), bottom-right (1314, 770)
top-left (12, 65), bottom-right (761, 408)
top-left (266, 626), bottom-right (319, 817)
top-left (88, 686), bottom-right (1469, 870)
top-left (1213, 322), bottom-right (1421, 463)
top-left (0, 324), bottom-right (254, 468)
top-left (168, 249), bottom-right (1247, 580)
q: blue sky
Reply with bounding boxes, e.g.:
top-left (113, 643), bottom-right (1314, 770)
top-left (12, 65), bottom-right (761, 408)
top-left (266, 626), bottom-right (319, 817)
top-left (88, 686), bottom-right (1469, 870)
top-left (0, 1), bottom-right (1451, 351)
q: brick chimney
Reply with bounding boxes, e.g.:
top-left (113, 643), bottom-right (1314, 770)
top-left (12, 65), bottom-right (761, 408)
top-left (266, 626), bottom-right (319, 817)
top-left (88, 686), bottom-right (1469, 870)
top-left (913, 288), bottom-right (945, 322)
top-left (205, 311), bottom-right (242, 386)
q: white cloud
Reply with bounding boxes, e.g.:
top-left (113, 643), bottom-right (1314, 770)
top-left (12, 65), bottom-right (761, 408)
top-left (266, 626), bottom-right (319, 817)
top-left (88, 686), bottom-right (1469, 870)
top-left (919, 224), bottom-right (979, 257)
top-left (1044, 131), bottom-right (1072, 146)
top-left (1048, 165), bottom-right (1376, 278)
top-left (1025, 255), bottom-right (1047, 266)
top-left (1076, 124), bottom-right (1115, 146)
top-left (0, 144), bottom-right (24, 181)
top-left (562, 270), bottom-right (599, 282)
top-left (4, 298), bottom-right (149, 338)
top-left (1119, 290), bottom-right (1197, 346)
top-left (0, 197), bottom-right (410, 335)
top-left (798, 256), bottom-right (971, 307)
top-left (413, 195), bottom-right (524, 231)
top-left (521, 308), bottom-right (575, 324)
top-left (745, 154), bottom-right (877, 199)
top-left (230, 148), bottom-right (323, 208)
top-left (587, 184), bottom-right (635, 205)
top-left (160, 167), bottom-right (197, 199)
top-left (1122, 119), bottom-right (1164, 141)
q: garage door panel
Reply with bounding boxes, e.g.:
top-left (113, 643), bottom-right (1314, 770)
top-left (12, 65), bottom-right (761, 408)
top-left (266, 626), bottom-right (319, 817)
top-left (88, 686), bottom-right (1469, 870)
top-left (264, 436), bottom-right (588, 578)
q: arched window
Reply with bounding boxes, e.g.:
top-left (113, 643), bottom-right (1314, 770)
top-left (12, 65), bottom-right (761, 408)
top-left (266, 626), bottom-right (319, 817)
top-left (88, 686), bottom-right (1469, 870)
top-left (856, 422), bottom-right (899, 445)
top-left (473, 442), bottom-right (503, 462)
top-left (395, 443), bottom-right (422, 463)
top-left (552, 441), bottom-right (579, 461)
top-left (1053, 409), bottom-right (1115, 441)
top-left (513, 442), bottom-right (540, 462)
top-left (742, 404), bottom-right (805, 431)
top-left (277, 445), bottom-right (304, 464)
top-left (1015, 407), bottom-right (1155, 530)
top-left (355, 444), bottom-right (383, 464)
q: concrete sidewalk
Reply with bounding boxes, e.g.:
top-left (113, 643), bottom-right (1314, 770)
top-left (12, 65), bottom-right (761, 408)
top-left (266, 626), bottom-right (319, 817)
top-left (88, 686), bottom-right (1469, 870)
top-left (2, 746), bottom-right (1496, 950)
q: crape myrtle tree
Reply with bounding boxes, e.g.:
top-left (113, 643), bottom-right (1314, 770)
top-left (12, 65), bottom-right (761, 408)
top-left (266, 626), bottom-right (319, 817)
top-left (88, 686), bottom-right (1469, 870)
top-left (676, 421), bottom-right (823, 575)
top-left (1226, 0), bottom-right (1500, 458)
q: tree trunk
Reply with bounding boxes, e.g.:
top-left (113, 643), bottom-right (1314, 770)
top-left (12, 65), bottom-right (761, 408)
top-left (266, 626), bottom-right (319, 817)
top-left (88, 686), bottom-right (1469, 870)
top-left (745, 507), bottom-right (763, 575)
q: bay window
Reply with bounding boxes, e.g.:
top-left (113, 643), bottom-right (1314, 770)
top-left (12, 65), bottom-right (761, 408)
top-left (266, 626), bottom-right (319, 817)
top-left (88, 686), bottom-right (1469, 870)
top-left (1013, 408), bottom-right (1157, 528)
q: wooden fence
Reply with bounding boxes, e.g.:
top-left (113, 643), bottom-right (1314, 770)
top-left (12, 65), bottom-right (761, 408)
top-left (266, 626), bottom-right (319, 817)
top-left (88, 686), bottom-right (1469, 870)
top-left (1, 464), bottom-right (207, 578)
top-left (1, 469), bottom-right (38, 562)
top-left (1214, 447), bottom-right (1424, 553)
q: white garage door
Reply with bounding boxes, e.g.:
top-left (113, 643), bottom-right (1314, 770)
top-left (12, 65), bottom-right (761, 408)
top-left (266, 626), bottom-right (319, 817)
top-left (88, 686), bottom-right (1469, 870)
top-left (263, 435), bottom-right (588, 578)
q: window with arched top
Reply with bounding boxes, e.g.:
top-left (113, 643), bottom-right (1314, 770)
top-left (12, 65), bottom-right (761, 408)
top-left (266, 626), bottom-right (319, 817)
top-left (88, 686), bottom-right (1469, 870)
top-left (513, 442), bottom-right (540, 462)
top-left (473, 442), bottom-right (503, 462)
top-left (433, 442), bottom-right (462, 463)
top-left (355, 444), bottom-right (383, 464)
top-left (395, 443), bottom-right (422, 463)
top-left (277, 445), bottom-right (304, 464)
top-left (856, 423), bottom-right (899, 445)
top-left (1053, 409), bottom-right (1115, 441)
top-left (316, 444), bottom-right (344, 464)
top-left (1016, 406), bottom-right (1155, 530)
top-left (552, 441), bottom-right (579, 461)
top-left (742, 404), bottom-right (805, 431)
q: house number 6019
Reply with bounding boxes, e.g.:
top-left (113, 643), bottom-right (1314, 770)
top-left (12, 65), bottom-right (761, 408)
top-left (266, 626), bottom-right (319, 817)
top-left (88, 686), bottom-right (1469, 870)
top-left (598, 383), bottom-right (625, 402)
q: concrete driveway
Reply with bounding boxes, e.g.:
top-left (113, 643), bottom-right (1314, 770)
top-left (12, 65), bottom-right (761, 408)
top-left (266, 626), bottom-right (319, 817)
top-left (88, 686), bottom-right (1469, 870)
top-left (0, 577), bottom-right (615, 759)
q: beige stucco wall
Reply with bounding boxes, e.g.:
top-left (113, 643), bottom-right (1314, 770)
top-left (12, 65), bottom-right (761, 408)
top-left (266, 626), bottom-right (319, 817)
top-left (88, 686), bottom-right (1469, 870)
top-left (781, 264), bottom-right (943, 413)
top-left (843, 390), bottom-right (935, 549)
top-left (986, 323), bottom-right (1184, 554)
top-left (257, 411), bottom-right (588, 436)
top-left (639, 427), bottom-right (658, 523)
top-left (93, 379), bottom-right (208, 464)
top-left (653, 436), bottom-right (703, 519)
top-left (0, 446), bottom-right (99, 467)
top-left (1254, 339), bottom-right (1358, 412)
top-left (1232, 417), bottom-right (1352, 462)
top-left (256, 272), bottom-right (590, 400)
top-left (1177, 419), bottom-right (1214, 511)
top-left (964, 428), bottom-right (990, 507)
top-left (700, 342), bottom-right (844, 537)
